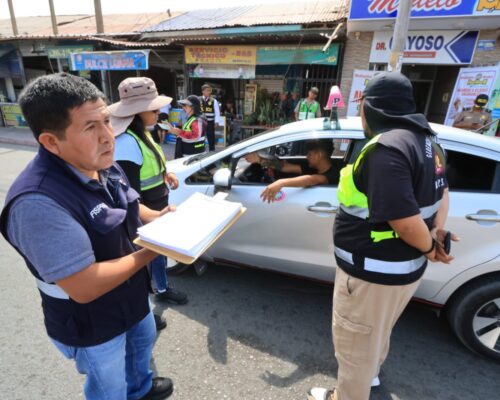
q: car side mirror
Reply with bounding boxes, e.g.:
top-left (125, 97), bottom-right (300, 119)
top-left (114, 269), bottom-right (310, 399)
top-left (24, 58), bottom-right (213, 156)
top-left (213, 167), bottom-right (232, 191)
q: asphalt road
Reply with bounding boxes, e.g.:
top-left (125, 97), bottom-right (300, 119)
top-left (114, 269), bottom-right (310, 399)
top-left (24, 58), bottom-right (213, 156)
top-left (1, 144), bottom-right (499, 400)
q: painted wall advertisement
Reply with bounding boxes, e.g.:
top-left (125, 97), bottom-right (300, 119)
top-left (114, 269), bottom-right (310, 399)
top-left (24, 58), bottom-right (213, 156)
top-left (185, 46), bottom-right (257, 65)
top-left (187, 64), bottom-right (255, 79)
top-left (370, 30), bottom-right (479, 65)
top-left (349, 0), bottom-right (500, 20)
top-left (444, 65), bottom-right (500, 136)
top-left (347, 70), bottom-right (377, 117)
top-left (256, 44), bottom-right (339, 65)
top-left (70, 50), bottom-right (150, 71)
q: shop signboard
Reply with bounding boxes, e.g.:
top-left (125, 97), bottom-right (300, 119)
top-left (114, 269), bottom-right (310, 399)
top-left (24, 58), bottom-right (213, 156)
top-left (444, 65), bottom-right (500, 128)
top-left (256, 44), bottom-right (339, 65)
top-left (185, 46), bottom-right (256, 65)
top-left (347, 70), bottom-right (377, 116)
top-left (0, 103), bottom-right (27, 127)
top-left (70, 50), bottom-right (150, 71)
top-left (47, 45), bottom-right (93, 59)
top-left (349, 0), bottom-right (500, 20)
top-left (370, 30), bottom-right (479, 65)
top-left (187, 64), bottom-right (255, 79)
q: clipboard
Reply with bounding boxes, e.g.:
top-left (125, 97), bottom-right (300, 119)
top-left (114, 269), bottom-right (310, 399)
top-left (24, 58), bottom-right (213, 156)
top-left (134, 207), bottom-right (247, 265)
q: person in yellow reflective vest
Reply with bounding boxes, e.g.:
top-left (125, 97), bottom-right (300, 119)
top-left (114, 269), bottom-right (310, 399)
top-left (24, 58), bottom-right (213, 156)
top-left (109, 77), bottom-right (188, 332)
top-left (165, 95), bottom-right (207, 159)
top-left (295, 87), bottom-right (322, 121)
top-left (309, 72), bottom-right (458, 400)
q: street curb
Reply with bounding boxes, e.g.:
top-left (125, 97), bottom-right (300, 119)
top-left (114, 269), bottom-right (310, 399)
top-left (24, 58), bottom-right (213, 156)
top-left (0, 137), bottom-right (38, 148)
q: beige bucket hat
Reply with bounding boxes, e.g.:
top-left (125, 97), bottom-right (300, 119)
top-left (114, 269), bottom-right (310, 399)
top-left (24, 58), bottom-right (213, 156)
top-left (108, 77), bottom-right (172, 136)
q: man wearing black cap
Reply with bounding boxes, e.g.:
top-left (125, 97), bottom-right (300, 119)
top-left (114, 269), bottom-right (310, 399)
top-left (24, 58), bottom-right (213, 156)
top-left (309, 72), bottom-right (457, 400)
top-left (453, 94), bottom-right (492, 133)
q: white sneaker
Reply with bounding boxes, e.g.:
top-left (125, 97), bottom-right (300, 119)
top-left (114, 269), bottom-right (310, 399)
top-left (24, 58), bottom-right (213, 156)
top-left (308, 377), bottom-right (379, 399)
top-left (308, 388), bottom-right (334, 400)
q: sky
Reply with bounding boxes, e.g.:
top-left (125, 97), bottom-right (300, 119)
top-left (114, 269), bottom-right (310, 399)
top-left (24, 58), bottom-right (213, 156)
top-left (0, 0), bottom-right (294, 19)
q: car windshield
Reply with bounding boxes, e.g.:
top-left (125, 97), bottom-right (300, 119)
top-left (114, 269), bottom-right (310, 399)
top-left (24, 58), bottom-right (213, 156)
top-left (184, 127), bottom-right (279, 165)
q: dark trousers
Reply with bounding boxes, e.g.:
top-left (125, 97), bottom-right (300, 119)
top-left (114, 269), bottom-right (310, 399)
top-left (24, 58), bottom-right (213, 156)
top-left (206, 121), bottom-right (215, 151)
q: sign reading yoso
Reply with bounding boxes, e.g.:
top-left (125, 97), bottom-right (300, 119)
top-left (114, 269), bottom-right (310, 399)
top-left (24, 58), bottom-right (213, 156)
top-left (350, 0), bottom-right (500, 20)
top-left (370, 31), bottom-right (479, 64)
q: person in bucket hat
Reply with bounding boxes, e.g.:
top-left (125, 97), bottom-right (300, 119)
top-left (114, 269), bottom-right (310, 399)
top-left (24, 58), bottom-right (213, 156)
top-left (109, 78), bottom-right (189, 328)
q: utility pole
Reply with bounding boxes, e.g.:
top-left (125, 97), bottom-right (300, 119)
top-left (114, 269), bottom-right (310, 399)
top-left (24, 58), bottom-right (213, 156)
top-left (48, 0), bottom-right (58, 35)
top-left (93, 0), bottom-right (109, 99)
top-left (94, 0), bottom-right (104, 34)
top-left (389, 0), bottom-right (412, 72)
top-left (7, 0), bottom-right (19, 36)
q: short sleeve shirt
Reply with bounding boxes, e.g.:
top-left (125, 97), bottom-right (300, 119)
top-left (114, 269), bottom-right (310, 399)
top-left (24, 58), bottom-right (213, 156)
top-left (301, 164), bottom-right (339, 185)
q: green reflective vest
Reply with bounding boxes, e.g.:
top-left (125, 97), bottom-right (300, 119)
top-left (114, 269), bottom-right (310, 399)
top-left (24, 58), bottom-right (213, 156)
top-left (298, 100), bottom-right (319, 120)
top-left (337, 134), bottom-right (399, 243)
top-left (182, 115), bottom-right (196, 132)
top-left (126, 129), bottom-right (166, 191)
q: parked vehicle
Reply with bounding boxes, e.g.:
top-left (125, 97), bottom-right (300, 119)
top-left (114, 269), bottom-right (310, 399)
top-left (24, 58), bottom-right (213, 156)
top-left (166, 117), bottom-right (500, 360)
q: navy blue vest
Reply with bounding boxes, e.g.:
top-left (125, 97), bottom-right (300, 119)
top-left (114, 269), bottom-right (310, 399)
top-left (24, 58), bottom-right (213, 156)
top-left (0, 146), bottom-right (150, 347)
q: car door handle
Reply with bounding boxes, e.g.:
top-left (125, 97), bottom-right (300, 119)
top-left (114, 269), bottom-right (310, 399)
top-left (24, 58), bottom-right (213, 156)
top-left (466, 213), bottom-right (500, 223)
top-left (307, 204), bottom-right (338, 214)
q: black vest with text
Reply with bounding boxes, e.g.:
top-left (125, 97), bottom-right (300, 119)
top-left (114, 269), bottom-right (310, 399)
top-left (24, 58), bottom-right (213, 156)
top-left (0, 146), bottom-right (150, 347)
top-left (200, 96), bottom-right (216, 122)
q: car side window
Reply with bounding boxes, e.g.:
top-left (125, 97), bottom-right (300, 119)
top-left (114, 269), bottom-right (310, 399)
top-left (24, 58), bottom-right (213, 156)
top-left (232, 138), bottom-right (352, 186)
top-left (186, 155), bottom-right (231, 185)
top-left (445, 150), bottom-right (497, 192)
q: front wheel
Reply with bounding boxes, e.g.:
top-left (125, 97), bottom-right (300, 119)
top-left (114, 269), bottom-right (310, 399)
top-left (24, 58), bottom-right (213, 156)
top-left (447, 277), bottom-right (500, 361)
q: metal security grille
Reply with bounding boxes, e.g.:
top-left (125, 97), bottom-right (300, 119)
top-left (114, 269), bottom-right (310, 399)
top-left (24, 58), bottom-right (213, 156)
top-left (285, 64), bottom-right (339, 107)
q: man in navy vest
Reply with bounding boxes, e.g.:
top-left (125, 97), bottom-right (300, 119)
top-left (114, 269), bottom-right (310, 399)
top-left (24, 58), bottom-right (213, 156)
top-left (0, 73), bottom-right (174, 400)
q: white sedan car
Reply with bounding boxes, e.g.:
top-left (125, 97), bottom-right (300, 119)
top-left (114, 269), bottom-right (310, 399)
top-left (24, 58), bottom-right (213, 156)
top-left (167, 117), bottom-right (500, 360)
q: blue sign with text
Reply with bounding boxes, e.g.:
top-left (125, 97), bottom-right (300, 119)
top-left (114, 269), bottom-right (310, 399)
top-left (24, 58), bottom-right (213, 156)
top-left (70, 50), bottom-right (150, 71)
top-left (349, 0), bottom-right (500, 20)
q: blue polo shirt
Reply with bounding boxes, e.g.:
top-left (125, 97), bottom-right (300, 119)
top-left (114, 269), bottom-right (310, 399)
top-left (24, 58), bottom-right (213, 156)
top-left (7, 164), bottom-right (116, 283)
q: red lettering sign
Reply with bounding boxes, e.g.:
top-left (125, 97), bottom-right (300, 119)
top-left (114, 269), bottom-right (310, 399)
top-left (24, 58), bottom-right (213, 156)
top-left (368, 0), bottom-right (461, 14)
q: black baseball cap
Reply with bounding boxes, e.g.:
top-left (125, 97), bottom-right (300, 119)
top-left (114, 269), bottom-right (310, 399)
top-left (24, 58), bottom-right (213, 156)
top-left (475, 94), bottom-right (489, 107)
top-left (363, 72), bottom-right (416, 115)
top-left (362, 72), bottom-right (435, 136)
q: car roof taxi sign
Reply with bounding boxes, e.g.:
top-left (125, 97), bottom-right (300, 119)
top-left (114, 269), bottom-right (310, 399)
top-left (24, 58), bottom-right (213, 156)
top-left (324, 85), bottom-right (344, 130)
top-left (325, 85), bottom-right (345, 110)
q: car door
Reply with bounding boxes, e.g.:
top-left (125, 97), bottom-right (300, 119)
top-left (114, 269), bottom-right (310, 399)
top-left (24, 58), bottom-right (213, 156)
top-left (416, 144), bottom-right (500, 300)
top-left (205, 133), bottom-right (355, 282)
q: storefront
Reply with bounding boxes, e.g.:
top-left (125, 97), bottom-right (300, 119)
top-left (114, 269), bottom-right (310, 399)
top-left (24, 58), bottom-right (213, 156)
top-left (341, 0), bottom-right (500, 125)
top-left (183, 42), bottom-right (341, 142)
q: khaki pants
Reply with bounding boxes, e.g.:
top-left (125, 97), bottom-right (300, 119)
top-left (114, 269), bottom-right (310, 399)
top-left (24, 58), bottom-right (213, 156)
top-left (332, 267), bottom-right (421, 400)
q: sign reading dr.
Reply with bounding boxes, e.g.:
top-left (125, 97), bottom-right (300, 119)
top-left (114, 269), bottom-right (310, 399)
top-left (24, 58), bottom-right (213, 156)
top-left (350, 0), bottom-right (500, 20)
top-left (370, 31), bottom-right (479, 65)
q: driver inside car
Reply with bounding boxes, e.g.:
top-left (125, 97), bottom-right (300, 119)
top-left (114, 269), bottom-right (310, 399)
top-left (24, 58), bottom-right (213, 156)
top-left (245, 139), bottom-right (338, 203)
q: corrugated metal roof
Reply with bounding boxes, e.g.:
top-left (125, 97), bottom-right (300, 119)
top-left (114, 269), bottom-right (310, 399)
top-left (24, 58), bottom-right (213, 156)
top-left (145, 1), bottom-right (347, 32)
top-left (0, 15), bottom-right (88, 38)
top-left (0, 12), bottom-right (183, 39)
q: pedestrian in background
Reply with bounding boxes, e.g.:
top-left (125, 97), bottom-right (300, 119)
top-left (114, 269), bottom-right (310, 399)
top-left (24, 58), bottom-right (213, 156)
top-left (309, 72), bottom-right (458, 400)
top-left (0, 73), bottom-right (174, 399)
top-left (167, 95), bottom-right (207, 159)
top-left (295, 87), bottom-right (322, 121)
top-left (109, 78), bottom-right (188, 332)
top-left (200, 84), bottom-right (221, 151)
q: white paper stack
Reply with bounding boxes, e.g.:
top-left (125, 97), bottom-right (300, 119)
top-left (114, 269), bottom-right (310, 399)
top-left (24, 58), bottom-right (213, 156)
top-left (137, 192), bottom-right (243, 258)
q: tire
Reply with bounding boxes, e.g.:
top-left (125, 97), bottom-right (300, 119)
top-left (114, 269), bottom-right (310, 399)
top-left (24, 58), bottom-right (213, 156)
top-left (447, 277), bottom-right (500, 361)
top-left (165, 258), bottom-right (191, 275)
